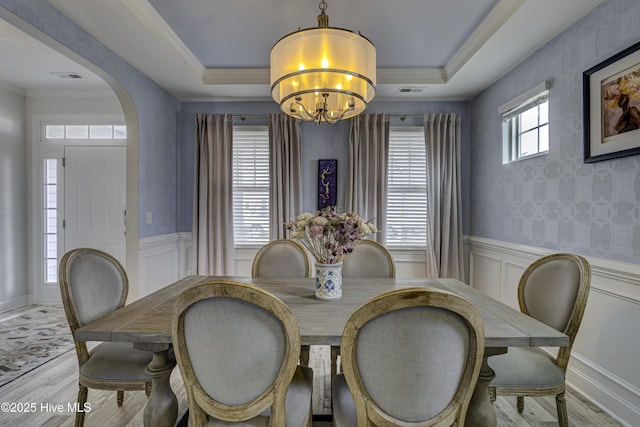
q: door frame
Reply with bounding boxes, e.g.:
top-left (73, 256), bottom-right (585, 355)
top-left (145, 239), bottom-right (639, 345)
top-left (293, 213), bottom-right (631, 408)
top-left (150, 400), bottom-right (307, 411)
top-left (30, 115), bottom-right (126, 303)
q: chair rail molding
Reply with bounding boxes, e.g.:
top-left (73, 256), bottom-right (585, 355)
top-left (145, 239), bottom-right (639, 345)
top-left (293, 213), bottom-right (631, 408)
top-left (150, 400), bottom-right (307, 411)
top-left (466, 235), bottom-right (640, 426)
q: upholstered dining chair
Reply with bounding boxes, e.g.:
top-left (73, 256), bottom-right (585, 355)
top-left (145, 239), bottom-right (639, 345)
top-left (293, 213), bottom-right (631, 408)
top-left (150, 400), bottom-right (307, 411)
top-left (172, 280), bottom-right (314, 427)
top-left (342, 239), bottom-right (395, 279)
top-left (58, 248), bottom-right (152, 427)
top-left (252, 239), bottom-right (312, 278)
top-left (333, 239), bottom-right (396, 378)
top-left (488, 253), bottom-right (591, 427)
top-left (332, 287), bottom-right (485, 427)
top-left (253, 238), bottom-right (313, 367)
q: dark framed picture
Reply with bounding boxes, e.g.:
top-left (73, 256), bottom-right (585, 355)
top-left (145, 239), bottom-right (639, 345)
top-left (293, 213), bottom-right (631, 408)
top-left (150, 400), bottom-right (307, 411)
top-left (318, 159), bottom-right (337, 209)
top-left (584, 40), bottom-right (640, 163)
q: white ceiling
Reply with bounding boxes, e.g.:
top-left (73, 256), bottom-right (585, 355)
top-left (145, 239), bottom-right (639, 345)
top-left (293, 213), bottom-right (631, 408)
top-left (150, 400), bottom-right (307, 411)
top-left (0, 0), bottom-right (606, 101)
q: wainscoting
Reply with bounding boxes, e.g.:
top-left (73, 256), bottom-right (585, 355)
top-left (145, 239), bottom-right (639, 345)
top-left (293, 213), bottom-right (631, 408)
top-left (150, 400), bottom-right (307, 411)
top-left (138, 233), bottom-right (428, 293)
top-left (137, 233), bottom-right (639, 425)
top-left (138, 232), bottom-right (192, 295)
top-left (467, 236), bottom-right (640, 426)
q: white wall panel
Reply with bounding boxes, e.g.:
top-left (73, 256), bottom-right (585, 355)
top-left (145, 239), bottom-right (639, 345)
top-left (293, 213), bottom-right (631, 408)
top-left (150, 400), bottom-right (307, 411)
top-left (467, 235), bottom-right (640, 426)
top-left (469, 252), bottom-right (502, 300)
top-left (0, 86), bottom-right (27, 311)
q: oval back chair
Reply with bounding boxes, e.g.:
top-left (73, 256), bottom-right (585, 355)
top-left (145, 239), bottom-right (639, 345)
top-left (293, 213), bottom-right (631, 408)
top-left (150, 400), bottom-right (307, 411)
top-left (342, 239), bottom-right (395, 279)
top-left (488, 253), bottom-right (591, 427)
top-left (252, 239), bottom-right (312, 278)
top-left (332, 287), bottom-right (485, 426)
top-left (58, 248), bottom-right (152, 427)
top-left (172, 280), bottom-right (313, 427)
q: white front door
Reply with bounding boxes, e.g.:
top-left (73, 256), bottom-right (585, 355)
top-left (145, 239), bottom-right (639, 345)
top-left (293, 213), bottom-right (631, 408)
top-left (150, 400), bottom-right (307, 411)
top-left (64, 146), bottom-right (127, 264)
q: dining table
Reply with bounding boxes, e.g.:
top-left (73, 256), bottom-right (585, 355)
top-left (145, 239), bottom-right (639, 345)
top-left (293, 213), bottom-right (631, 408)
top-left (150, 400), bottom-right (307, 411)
top-left (74, 275), bottom-right (569, 427)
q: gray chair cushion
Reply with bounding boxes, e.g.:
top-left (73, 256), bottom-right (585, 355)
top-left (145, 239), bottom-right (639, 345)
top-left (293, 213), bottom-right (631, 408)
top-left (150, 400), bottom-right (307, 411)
top-left (184, 298), bottom-right (286, 405)
top-left (253, 241), bottom-right (310, 278)
top-left (68, 251), bottom-right (127, 325)
top-left (80, 341), bottom-right (152, 382)
top-left (204, 365), bottom-right (313, 427)
top-left (521, 258), bottom-right (580, 332)
top-left (489, 347), bottom-right (564, 389)
top-left (332, 374), bottom-right (356, 427)
top-left (342, 241), bottom-right (394, 278)
top-left (356, 307), bottom-right (469, 422)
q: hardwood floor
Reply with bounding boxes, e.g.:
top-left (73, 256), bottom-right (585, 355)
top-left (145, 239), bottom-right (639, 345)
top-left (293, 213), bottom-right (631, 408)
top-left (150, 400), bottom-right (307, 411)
top-left (0, 343), bottom-right (622, 426)
top-left (0, 302), bottom-right (621, 427)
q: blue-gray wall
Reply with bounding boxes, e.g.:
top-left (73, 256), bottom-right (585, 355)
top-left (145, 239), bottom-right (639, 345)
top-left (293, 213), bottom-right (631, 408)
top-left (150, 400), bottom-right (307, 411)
top-left (469, 0), bottom-right (640, 264)
top-left (0, 88), bottom-right (26, 304)
top-left (0, 0), bottom-right (180, 239)
top-left (177, 101), bottom-right (470, 234)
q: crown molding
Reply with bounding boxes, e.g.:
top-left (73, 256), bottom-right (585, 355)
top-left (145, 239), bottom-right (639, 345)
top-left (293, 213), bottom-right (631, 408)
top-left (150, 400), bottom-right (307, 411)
top-left (377, 68), bottom-right (446, 85)
top-left (123, 0), bottom-right (524, 90)
top-left (0, 80), bottom-right (26, 96)
top-left (202, 68), bottom-right (270, 85)
top-left (445, 0), bottom-right (526, 79)
top-left (121, 0), bottom-right (204, 77)
top-left (25, 89), bottom-right (118, 98)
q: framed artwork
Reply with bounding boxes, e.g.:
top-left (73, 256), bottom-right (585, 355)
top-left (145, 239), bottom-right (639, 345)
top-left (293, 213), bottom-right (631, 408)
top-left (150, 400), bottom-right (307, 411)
top-left (584, 40), bottom-right (640, 163)
top-left (318, 159), bottom-right (337, 209)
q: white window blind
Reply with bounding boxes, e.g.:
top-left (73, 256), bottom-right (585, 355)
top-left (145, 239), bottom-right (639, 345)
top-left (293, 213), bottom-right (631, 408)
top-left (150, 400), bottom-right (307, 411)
top-left (387, 127), bottom-right (427, 248)
top-left (232, 126), bottom-right (270, 246)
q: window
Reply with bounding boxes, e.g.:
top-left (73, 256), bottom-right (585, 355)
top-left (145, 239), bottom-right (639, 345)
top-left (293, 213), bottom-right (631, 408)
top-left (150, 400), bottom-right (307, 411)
top-left (45, 124), bottom-right (126, 140)
top-left (232, 127), bottom-right (270, 246)
top-left (44, 159), bottom-right (58, 282)
top-left (387, 127), bottom-right (427, 248)
top-left (501, 81), bottom-right (549, 163)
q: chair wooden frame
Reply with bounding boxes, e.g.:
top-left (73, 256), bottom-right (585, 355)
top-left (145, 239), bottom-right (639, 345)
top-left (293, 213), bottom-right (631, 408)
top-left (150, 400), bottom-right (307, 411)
top-left (488, 253), bottom-right (591, 427)
top-left (58, 248), bottom-right (151, 427)
top-left (172, 280), bottom-right (311, 427)
top-left (251, 239), bottom-right (312, 278)
top-left (340, 287), bottom-right (485, 427)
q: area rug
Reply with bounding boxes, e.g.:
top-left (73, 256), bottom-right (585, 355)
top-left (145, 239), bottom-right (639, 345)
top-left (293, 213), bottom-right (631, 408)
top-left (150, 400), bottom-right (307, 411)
top-left (0, 305), bottom-right (74, 387)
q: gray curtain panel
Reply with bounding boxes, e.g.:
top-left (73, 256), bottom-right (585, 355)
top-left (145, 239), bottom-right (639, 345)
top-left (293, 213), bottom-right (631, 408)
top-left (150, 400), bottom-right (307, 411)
top-left (345, 113), bottom-right (390, 244)
top-left (268, 114), bottom-right (303, 240)
top-left (424, 113), bottom-right (465, 281)
top-left (193, 113), bottom-right (234, 275)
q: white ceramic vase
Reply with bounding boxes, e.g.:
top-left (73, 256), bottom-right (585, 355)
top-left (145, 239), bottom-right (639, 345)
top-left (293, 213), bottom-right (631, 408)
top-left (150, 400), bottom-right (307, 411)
top-left (314, 262), bottom-right (343, 301)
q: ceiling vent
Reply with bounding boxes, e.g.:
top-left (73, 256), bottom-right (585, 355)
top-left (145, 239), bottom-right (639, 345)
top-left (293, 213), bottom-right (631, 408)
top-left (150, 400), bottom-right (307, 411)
top-left (50, 72), bottom-right (83, 79)
top-left (397, 87), bottom-right (425, 94)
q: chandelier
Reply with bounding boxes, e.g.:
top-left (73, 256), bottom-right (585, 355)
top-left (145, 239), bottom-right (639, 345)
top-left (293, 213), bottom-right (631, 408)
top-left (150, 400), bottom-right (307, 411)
top-left (270, 1), bottom-right (376, 124)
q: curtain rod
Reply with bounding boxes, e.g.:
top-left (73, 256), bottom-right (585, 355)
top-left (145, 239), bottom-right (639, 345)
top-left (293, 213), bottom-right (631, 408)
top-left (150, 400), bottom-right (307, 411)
top-left (232, 114), bottom-right (425, 121)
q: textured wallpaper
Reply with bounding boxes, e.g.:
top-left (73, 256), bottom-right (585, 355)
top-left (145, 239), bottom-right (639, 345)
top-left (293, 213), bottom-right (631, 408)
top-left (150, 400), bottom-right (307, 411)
top-left (0, 0), bottom-right (181, 238)
top-left (470, 0), bottom-right (640, 264)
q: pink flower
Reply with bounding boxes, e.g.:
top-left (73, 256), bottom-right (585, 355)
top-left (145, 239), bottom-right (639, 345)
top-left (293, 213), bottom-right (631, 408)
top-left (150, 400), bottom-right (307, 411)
top-left (287, 207), bottom-right (378, 264)
top-left (308, 225), bottom-right (325, 238)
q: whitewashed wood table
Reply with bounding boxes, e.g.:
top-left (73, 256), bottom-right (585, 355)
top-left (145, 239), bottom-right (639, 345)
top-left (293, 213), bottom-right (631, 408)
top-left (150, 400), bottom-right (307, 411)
top-left (75, 276), bottom-right (568, 427)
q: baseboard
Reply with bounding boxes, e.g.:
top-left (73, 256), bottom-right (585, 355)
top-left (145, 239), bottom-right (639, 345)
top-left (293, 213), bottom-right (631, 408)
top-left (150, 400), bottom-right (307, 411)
top-left (567, 353), bottom-right (639, 426)
top-left (0, 295), bottom-right (30, 314)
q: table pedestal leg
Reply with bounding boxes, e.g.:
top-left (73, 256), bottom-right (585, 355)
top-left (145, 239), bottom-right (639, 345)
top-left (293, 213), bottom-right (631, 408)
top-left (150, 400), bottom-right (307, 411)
top-left (136, 343), bottom-right (178, 427)
top-left (465, 347), bottom-right (506, 427)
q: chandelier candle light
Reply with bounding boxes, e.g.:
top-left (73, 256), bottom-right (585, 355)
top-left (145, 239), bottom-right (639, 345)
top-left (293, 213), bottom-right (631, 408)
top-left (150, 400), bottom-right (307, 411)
top-left (270, 0), bottom-right (376, 124)
top-left (287, 207), bottom-right (377, 300)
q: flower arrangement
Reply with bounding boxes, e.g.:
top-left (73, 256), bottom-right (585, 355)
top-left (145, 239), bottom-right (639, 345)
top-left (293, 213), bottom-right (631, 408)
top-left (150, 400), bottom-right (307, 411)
top-left (287, 207), bottom-right (377, 264)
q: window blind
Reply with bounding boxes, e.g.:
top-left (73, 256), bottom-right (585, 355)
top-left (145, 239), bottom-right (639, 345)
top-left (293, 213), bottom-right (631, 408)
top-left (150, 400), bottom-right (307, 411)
top-left (387, 127), bottom-right (427, 247)
top-left (232, 126), bottom-right (270, 245)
